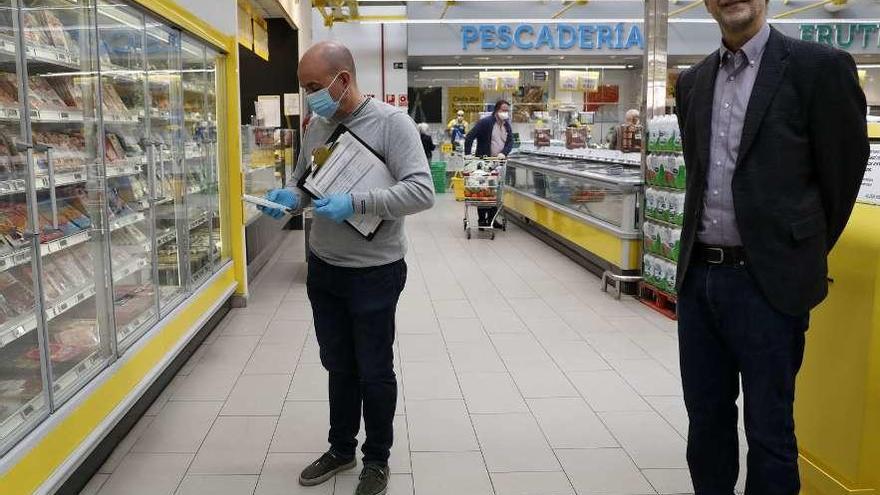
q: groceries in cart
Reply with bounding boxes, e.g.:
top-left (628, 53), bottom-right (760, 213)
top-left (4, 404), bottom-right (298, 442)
top-left (464, 169), bottom-right (498, 200)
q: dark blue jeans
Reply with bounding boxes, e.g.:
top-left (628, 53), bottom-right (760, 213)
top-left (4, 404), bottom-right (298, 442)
top-left (307, 252), bottom-right (406, 465)
top-left (678, 260), bottom-right (808, 495)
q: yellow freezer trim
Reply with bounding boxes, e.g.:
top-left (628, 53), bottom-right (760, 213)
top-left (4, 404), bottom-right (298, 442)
top-left (795, 203), bottom-right (880, 495)
top-left (504, 189), bottom-right (641, 270)
top-left (223, 47), bottom-right (248, 296)
top-left (0, 268), bottom-right (235, 495)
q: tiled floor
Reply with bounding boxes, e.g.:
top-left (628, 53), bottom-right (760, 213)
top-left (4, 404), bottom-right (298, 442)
top-left (84, 193), bottom-right (747, 495)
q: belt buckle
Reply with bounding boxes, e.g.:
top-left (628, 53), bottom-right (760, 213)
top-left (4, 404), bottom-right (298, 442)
top-left (706, 247), bottom-right (725, 264)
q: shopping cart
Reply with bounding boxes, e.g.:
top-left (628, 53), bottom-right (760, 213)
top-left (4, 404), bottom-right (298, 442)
top-left (462, 159), bottom-right (506, 240)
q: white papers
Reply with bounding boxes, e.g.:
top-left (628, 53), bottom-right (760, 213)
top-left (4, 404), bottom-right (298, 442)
top-left (284, 93), bottom-right (300, 116)
top-left (858, 143), bottom-right (880, 205)
top-left (256, 95), bottom-right (281, 127)
top-left (304, 131), bottom-right (395, 238)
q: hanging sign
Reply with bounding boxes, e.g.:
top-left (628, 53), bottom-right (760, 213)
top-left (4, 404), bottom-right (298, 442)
top-left (461, 23), bottom-right (643, 51)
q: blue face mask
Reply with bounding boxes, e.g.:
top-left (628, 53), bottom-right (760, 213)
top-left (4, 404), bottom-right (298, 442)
top-left (307, 72), bottom-right (349, 119)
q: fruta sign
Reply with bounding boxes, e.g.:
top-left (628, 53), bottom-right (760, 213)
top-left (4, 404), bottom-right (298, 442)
top-left (461, 23), bottom-right (644, 51)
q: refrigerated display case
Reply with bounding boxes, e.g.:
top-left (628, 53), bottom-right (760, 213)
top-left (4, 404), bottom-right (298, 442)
top-left (0, 0), bottom-right (233, 462)
top-left (241, 125), bottom-right (296, 278)
top-left (504, 147), bottom-right (643, 279)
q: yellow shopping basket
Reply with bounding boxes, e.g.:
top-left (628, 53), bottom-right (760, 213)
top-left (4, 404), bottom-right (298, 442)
top-left (452, 171), bottom-right (465, 201)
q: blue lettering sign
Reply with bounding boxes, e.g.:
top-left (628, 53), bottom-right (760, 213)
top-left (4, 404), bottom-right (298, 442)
top-left (625, 24), bottom-right (644, 49)
top-left (497, 25), bottom-right (513, 49)
top-left (536, 25), bottom-right (555, 49)
top-left (514, 25), bottom-right (535, 49)
top-left (596, 25), bottom-right (614, 49)
top-left (558, 24), bottom-right (576, 49)
top-left (579, 25), bottom-right (595, 49)
top-left (461, 23), bottom-right (643, 51)
top-left (480, 25), bottom-right (496, 49)
top-left (461, 25), bottom-right (478, 50)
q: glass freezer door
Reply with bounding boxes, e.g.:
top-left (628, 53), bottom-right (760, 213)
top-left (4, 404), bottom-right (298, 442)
top-left (181, 37), bottom-right (210, 287)
top-left (95, 0), bottom-right (158, 350)
top-left (0, 0), bottom-right (49, 454)
top-left (144, 18), bottom-right (185, 313)
top-left (19, 0), bottom-right (113, 408)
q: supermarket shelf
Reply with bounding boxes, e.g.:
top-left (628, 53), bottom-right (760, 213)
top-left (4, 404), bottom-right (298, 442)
top-left (0, 391), bottom-right (44, 446)
top-left (645, 184), bottom-right (686, 192)
top-left (0, 212), bottom-right (146, 273)
top-left (189, 212), bottom-right (209, 230)
top-left (0, 37), bottom-right (80, 71)
top-left (0, 161), bottom-right (143, 197)
top-left (644, 215), bottom-right (683, 228)
top-left (0, 256), bottom-right (149, 349)
top-left (155, 228), bottom-right (176, 247)
top-left (115, 310), bottom-right (157, 345)
top-left (643, 249), bottom-right (679, 265)
top-left (51, 351), bottom-right (106, 396)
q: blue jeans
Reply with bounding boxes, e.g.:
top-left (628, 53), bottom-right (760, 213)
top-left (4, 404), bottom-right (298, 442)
top-left (307, 252), bottom-right (406, 465)
top-left (678, 260), bottom-right (808, 495)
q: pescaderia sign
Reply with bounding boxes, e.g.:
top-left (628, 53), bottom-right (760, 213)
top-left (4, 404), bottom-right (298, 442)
top-left (461, 23), bottom-right (644, 51)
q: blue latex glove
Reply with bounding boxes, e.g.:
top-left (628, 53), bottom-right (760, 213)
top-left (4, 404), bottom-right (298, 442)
top-left (313, 193), bottom-right (354, 224)
top-left (259, 189), bottom-right (298, 219)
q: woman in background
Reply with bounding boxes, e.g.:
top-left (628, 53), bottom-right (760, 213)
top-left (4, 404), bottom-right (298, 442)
top-left (418, 123), bottom-right (435, 164)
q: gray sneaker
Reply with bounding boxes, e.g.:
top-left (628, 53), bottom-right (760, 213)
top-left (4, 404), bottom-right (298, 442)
top-left (299, 451), bottom-right (356, 486)
top-left (355, 464), bottom-right (389, 495)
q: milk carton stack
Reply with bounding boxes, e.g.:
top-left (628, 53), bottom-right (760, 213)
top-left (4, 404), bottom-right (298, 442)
top-left (643, 115), bottom-right (686, 295)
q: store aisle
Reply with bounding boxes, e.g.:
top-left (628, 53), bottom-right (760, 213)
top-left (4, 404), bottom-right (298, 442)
top-left (83, 193), bottom-right (743, 495)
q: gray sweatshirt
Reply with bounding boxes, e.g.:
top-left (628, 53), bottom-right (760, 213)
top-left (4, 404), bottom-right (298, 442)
top-left (289, 98), bottom-right (435, 268)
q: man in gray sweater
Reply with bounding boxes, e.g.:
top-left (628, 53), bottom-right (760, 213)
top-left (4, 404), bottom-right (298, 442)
top-left (260, 41), bottom-right (434, 495)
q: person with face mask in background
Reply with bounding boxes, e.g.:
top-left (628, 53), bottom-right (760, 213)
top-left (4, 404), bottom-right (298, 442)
top-left (464, 100), bottom-right (512, 227)
top-left (674, 1), bottom-right (868, 494)
top-left (447, 109), bottom-right (468, 149)
top-left (259, 41), bottom-right (434, 495)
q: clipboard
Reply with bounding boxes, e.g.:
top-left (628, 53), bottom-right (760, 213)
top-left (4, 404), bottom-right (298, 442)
top-left (297, 124), bottom-right (389, 241)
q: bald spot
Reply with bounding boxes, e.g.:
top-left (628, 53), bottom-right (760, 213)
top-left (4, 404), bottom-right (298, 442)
top-left (301, 40), bottom-right (356, 78)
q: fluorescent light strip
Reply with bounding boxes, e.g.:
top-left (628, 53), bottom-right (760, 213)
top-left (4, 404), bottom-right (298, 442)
top-left (358, 18), bottom-right (643, 25)
top-left (421, 64), bottom-right (631, 70)
top-left (858, 65), bottom-right (880, 69)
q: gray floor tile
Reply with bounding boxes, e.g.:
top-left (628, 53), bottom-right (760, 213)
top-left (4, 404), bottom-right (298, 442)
top-left (439, 318), bottom-right (489, 343)
top-left (644, 396), bottom-right (689, 438)
top-left (491, 333), bottom-right (551, 363)
top-left (189, 416), bottom-right (277, 474)
top-left (81, 474), bottom-right (109, 495)
top-left (261, 319), bottom-right (311, 345)
top-left (175, 475), bottom-right (259, 495)
top-left (507, 361), bottom-right (578, 398)
top-left (471, 413), bottom-right (559, 472)
top-left (528, 398), bottom-right (618, 449)
top-left (197, 336), bottom-right (261, 371)
top-left (556, 449), bottom-right (655, 495)
top-left (132, 402), bottom-right (222, 453)
top-left (411, 452), bottom-right (493, 495)
top-left (222, 374), bottom-right (290, 416)
top-left (491, 472), bottom-right (575, 495)
top-left (398, 334), bottom-right (450, 363)
top-left (270, 401), bottom-right (330, 453)
top-left (642, 469), bottom-right (695, 494)
top-left (459, 372), bottom-right (528, 414)
top-left (97, 453), bottom-right (192, 495)
top-left (244, 341), bottom-right (301, 375)
top-left (611, 359), bottom-right (682, 397)
top-left (447, 341), bottom-right (506, 372)
top-left (432, 299), bottom-right (476, 319)
top-left (171, 365), bottom-right (241, 402)
top-left (220, 312), bottom-right (274, 337)
top-left (406, 399), bottom-right (479, 452)
top-left (568, 371), bottom-right (652, 412)
top-left (543, 340), bottom-right (610, 372)
top-left (99, 415), bottom-right (155, 474)
top-left (599, 411), bottom-right (688, 469)
top-left (401, 361), bottom-right (461, 401)
top-left (287, 364), bottom-right (329, 401)
top-left (525, 317), bottom-right (582, 342)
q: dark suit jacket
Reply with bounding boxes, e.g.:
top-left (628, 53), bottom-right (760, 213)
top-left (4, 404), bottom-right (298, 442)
top-left (464, 115), bottom-right (513, 157)
top-left (420, 133), bottom-right (435, 163)
top-left (675, 27), bottom-right (869, 316)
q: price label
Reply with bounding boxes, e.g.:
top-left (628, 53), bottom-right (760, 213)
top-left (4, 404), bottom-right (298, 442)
top-left (73, 173), bottom-right (82, 181)
top-left (76, 292), bottom-right (85, 302)
top-left (30, 109), bottom-right (39, 120)
top-left (55, 53), bottom-right (66, 62)
top-left (13, 326), bottom-right (24, 337)
top-left (859, 144), bottom-right (880, 205)
top-left (60, 112), bottom-right (69, 120)
top-left (58, 239), bottom-right (67, 248)
top-left (0, 258), bottom-right (5, 268)
top-left (7, 108), bottom-right (18, 118)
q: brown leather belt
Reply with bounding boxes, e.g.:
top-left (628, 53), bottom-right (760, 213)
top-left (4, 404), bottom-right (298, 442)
top-left (694, 243), bottom-right (747, 266)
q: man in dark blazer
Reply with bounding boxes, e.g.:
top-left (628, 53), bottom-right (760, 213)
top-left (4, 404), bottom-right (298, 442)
top-left (674, 0), bottom-right (868, 493)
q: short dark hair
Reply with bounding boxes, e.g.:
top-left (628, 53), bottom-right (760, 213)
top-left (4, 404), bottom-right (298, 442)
top-left (494, 99), bottom-right (510, 113)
